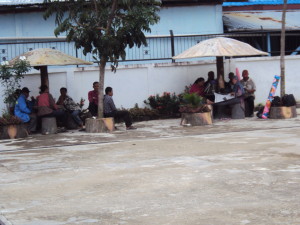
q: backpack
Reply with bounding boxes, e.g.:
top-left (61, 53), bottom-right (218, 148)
top-left (271, 96), bottom-right (282, 107)
top-left (282, 94), bottom-right (296, 107)
top-left (256, 106), bottom-right (265, 118)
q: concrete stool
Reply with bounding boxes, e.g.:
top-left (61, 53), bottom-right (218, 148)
top-left (231, 103), bottom-right (245, 119)
top-left (41, 117), bottom-right (57, 134)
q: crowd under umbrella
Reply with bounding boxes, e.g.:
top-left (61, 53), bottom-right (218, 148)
top-left (172, 37), bottom-right (268, 90)
top-left (9, 48), bottom-right (93, 89)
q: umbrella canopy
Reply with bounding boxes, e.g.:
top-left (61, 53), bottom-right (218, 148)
top-left (172, 37), bottom-right (268, 59)
top-left (9, 48), bottom-right (92, 66)
top-left (172, 37), bottom-right (268, 92)
top-left (9, 48), bottom-right (92, 89)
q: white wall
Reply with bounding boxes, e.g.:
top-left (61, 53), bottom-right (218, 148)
top-left (1, 55), bottom-right (300, 112)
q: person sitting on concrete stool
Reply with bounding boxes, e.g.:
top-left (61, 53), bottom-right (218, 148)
top-left (14, 87), bottom-right (37, 134)
top-left (36, 85), bottom-right (67, 128)
top-left (240, 70), bottom-right (256, 117)
top-left (88, 81), bottom-right (99, 117)
top-left (104, 87), bottom-right (136, 130)
top-left (57, 87), bottom-right (84, 130)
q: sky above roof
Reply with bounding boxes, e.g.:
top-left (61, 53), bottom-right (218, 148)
top-left (223, 0), bottom-right (300, 6)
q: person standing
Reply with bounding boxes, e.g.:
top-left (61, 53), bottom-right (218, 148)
top-left (240, 70), bottom-right (256, 117)
top-left (14, 87), bottom-right (37, 134)
top-left (103, 87), bottom-right (136, 130)
top-left (88, 81), bottom-right (99, 117)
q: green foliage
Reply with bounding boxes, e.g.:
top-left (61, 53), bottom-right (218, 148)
top-left (0, 110), bottom-right (22, 126)
top-left (43, 0), bottom-right (161, 66)
top-left (44, 0), bottom-right (160, 118)
top-left (182, 93), bottom-right (204, 107)
top-left (0, 59), bottom-right (30, 105)
top-left (128, 105), bottom-right (159, 122)
top-left (179, 93), bottom-right (210, 113)
top-left (144, 92), bottom-right (181, 115)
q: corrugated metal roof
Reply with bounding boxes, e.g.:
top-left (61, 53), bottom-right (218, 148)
top-left (223, 10), bottom-right (300, 31)
top-left (223, 0), bottom-right (300, 7)
top-left (0, 0), bottom-right (43, 5)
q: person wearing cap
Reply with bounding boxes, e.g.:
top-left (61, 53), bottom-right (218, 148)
top-left (240, 70), bottom-right (256, 117)
top-left (14, 87), bottom-right (37, 133)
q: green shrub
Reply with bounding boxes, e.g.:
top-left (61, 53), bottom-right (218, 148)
top-left (128, 105), bottom-right (160, 122)
top-left (182, 93), bottom-right (204, 107)
top-left (144, 92), bottom-right (181, 116)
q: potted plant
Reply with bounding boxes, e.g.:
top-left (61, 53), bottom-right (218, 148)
top-left (179, 93), bottom-right (213, 126)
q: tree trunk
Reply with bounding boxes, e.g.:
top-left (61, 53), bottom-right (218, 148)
top-left (97, 58), bottom-right (106, 118)
top-left (96, 0), bottom-right (117, 118)
top-left (280, 0), bottom-right (288, 97)
top-left (216, 56), bottom-right (224, 92)
top-left (40, 66), bottom-right (49, 88)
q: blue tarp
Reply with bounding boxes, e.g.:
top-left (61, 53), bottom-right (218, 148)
top-left (224, 0), bottom-right (300, 6)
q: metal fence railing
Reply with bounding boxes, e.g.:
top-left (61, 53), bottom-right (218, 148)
top-left (1, 31), bottom-right (299, 64)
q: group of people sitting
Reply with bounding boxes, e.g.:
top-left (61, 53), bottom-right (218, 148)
top-left (13, 82), bottom-right (136, 135)
top-left (87, 82), bottom-right (136, 130)
top-left (189, 70), bottom-right (256, 118)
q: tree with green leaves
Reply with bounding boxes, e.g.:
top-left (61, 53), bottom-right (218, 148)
top-left (0, 58), bottom-right (30, 107)
top-left (43, 0), bottom-right (160, 118)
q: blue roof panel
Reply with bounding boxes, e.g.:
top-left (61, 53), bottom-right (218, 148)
top-left (223, 0), bottom-right (300, 6)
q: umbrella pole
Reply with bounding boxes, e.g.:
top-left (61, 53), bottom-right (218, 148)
top-left (216, 56), bottom-right (225, 92)
top-left (40, 66), bottom-right (49, 88)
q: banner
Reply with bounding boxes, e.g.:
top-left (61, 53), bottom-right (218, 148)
top-left (262, 75), bottom-right (281, 119)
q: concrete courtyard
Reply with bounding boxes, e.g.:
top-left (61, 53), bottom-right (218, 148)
top-left (1, 116), bottom-right (300, 225)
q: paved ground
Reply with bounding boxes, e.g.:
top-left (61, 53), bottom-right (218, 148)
top-left (1, 116), bottom-right (300, 225)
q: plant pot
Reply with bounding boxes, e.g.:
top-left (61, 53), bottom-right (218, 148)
top-left (270, 106), bottom-right (297, 119)
top-left (0, 124), bottom-right (28, 139)
top-left (180, 112), bottom-right (213, 126)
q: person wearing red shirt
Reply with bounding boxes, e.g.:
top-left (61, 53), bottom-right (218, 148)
top-left (88, 81), bottom-right (99, 116)
top-left (189, 77), bottom-right (205, 97)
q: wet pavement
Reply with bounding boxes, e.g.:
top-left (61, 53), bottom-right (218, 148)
top-left (1, 116), bottom-right (300, 225)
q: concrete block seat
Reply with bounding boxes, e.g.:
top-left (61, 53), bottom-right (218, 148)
top-left (213, 97), bottom-right (244, 119)
top-left (41, 117), bottom-right (57, 134)
top-left (231, 103), bottom-right (245, 119)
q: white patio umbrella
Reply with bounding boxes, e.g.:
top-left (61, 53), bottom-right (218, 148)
top-left (172, 37), bottom-right (268, 90)
top-left (173, 37), bottom-right (268, 58)
top-left (9, 48), bottom-right (93, 89)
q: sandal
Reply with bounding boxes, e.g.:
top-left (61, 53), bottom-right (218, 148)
top-left (126, 126), bottom-right (137, 130)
